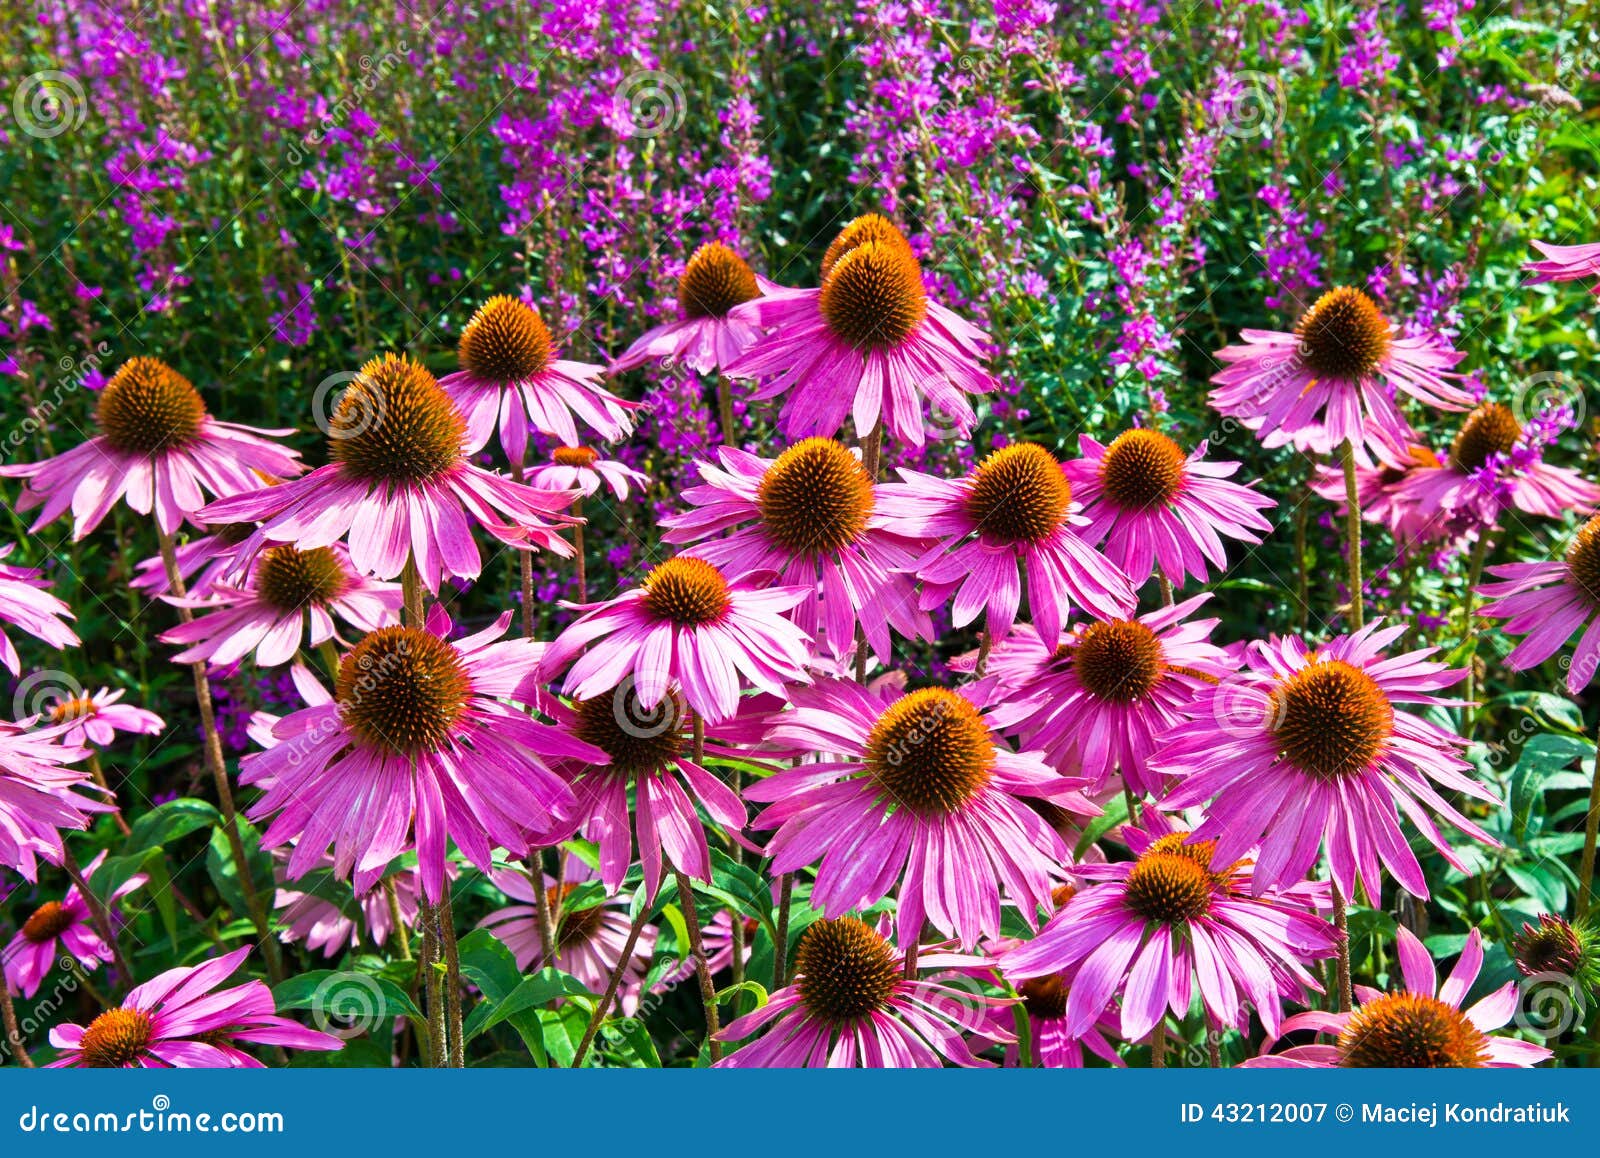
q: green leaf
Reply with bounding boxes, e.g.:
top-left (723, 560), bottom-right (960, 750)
top-left (205, 817), bottom-right (273, 919)
top-left (466, 969), bottom-right (593, 1039)
top-left (272, 969), bottom-right (422, 1037)
top-left (124, 798), bottom-right (219, 853)
top-left (1510, 733), bottom-right (1589, 837)
top-left (89, 849), bottom-right (157, 905)
top-left (600, 1015), bottom-right (661, 1068)
top-left (456, 929), bottom-right (549, 1065)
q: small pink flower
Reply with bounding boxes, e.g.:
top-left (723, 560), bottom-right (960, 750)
top-left (1308, 443), bottom-right (1454, 544)
top-left (1209, 287), bottom-right (1472, 463)
top-left (1062, 430), bottom-right (1275, 588)
top-left (160, 543), bottom-right (401, 667)
top-left (3, 851), bottom-right (145, 998)
top-left (0, 357), bottom-right (303, 539)
top-left (540, 556), bottom-right (813, 724)
top-left (877, 442), bottom-right (1136, 648)
top-left (1244, 927), bottom-right (1551, 1068)
top-left (48, 947), bottom-right (341, 1067)
top-left (0, 721), bottom-right (106, 880)
top-left (525, 445), bottom-right (651, 501)
top-left (440, 295), bottom-right (637, 460)
top-left (611, 242), bottom-right (781, 375)
top-left (38, 687), bottom-right (163, 749)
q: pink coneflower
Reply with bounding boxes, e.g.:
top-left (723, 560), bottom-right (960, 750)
top-left (1524, 239), bottom-right (1600, 291)
top-left (0, 543), bottom-right (79, 673)
top-left (877, 443), bottom-right (1136, 647)
top-left (1390, 402), bottom-right (1600, 526)
top-left (39, 687), bottom-right (163, 749)
top-left (525, 445), bottom-right (651, 501)
top-left (479, 858), bottom-right (656, 1012)
top-left (3, 852), bottom-right (144, 998)
top-left (1209, 287), bottom-right (1473, 462)
top-left (1062, 430), bottom-right (1275, 588)
top-left (724, 214), bottom-right (995, 447)
top-left (47, 947), bottom-right (341, 1068)
top-left (159, 544), bottom-right (401, 667)
top-left (540, 556), bottom-right (812, 724)
top-left (748, 678), bottom-right (1097, 947)
top-left (1244, 927), bottom-right (1551, 1068)
top-left (439, 295), bottom-right (636, 459)
top-left (1478, 515), bottom-right (1600, 692)
top-left (197, 354), bottom-right (579, 594)
top-left (1309, 443), bottom-right (1453, 544)
top-left (240, 616), bottom-right (600, 902)
top-left (273, 852), bottom-right (435, 958)
top-left (974, 597), bottom-right (1231, 795)
top-left (714, 916), bottom-right (1002, 1067)
top-left (611, 242), bottom-right (780, 375)
top-left (0, 357), bottom-right (303, 539)
top-left (662, 439), bottom-right (931, 664)
top-left (546, 682), bottom-right (748, 897)
top-left (1004, 819), bottom-right (1336, 1041)
top-left (1156, 622), bottom-right (1498, 901)
top-left (0, 722), bottom-right (104, 880)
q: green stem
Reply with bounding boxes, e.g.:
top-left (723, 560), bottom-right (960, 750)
top-left (1331, 881), bottom-right (1353, 1013)
top-left (0, 984), bottom-right (34, 1067)
top-left (1339, 440), bottom-right (1364, 629)
top-left (1577, 716), bottom-right (1600, 919)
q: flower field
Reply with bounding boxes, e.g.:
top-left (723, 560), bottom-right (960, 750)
top-left (0, 0), bottom-right (1598, 1071)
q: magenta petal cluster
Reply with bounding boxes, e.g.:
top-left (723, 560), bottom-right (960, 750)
top-left (1157, 622), bottom-right (1497, 901)
top-left (977, 596), bottom-right (1231, 794)
top-left (540, 556), bottom-right (813, 723)
top-left (748, 678), bottom-right (1095, 948)
top-left (1004, 819), bottom-right (1336, 1040)
top-left (0, 543), bottom-right (79, 673)
top-left (1524, 239), bottom-right (1600, 290)
top-left (0, 721), bottom-right (105, 879)
top-left (877, 444), bottom-right (1136, 647)
top-left (1244, 927), bottom-right (1551, 1068)
top-left (38, 686), bottom-right (163, 750)
top-left (1062, 431), bottom-right (1275, 587)
top-left (242, 614), bottom-right (601, 902)
top-left (1478, 519), bottom-right (1600, 692)
top-left (48, 947), bottom-right (341, 1068)
top-left (661, 441), bottom-right (931, 664)
top-left (3, 852), bottom-right (145, 998)
top-left (0, 357), bottom-right (303, 539)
